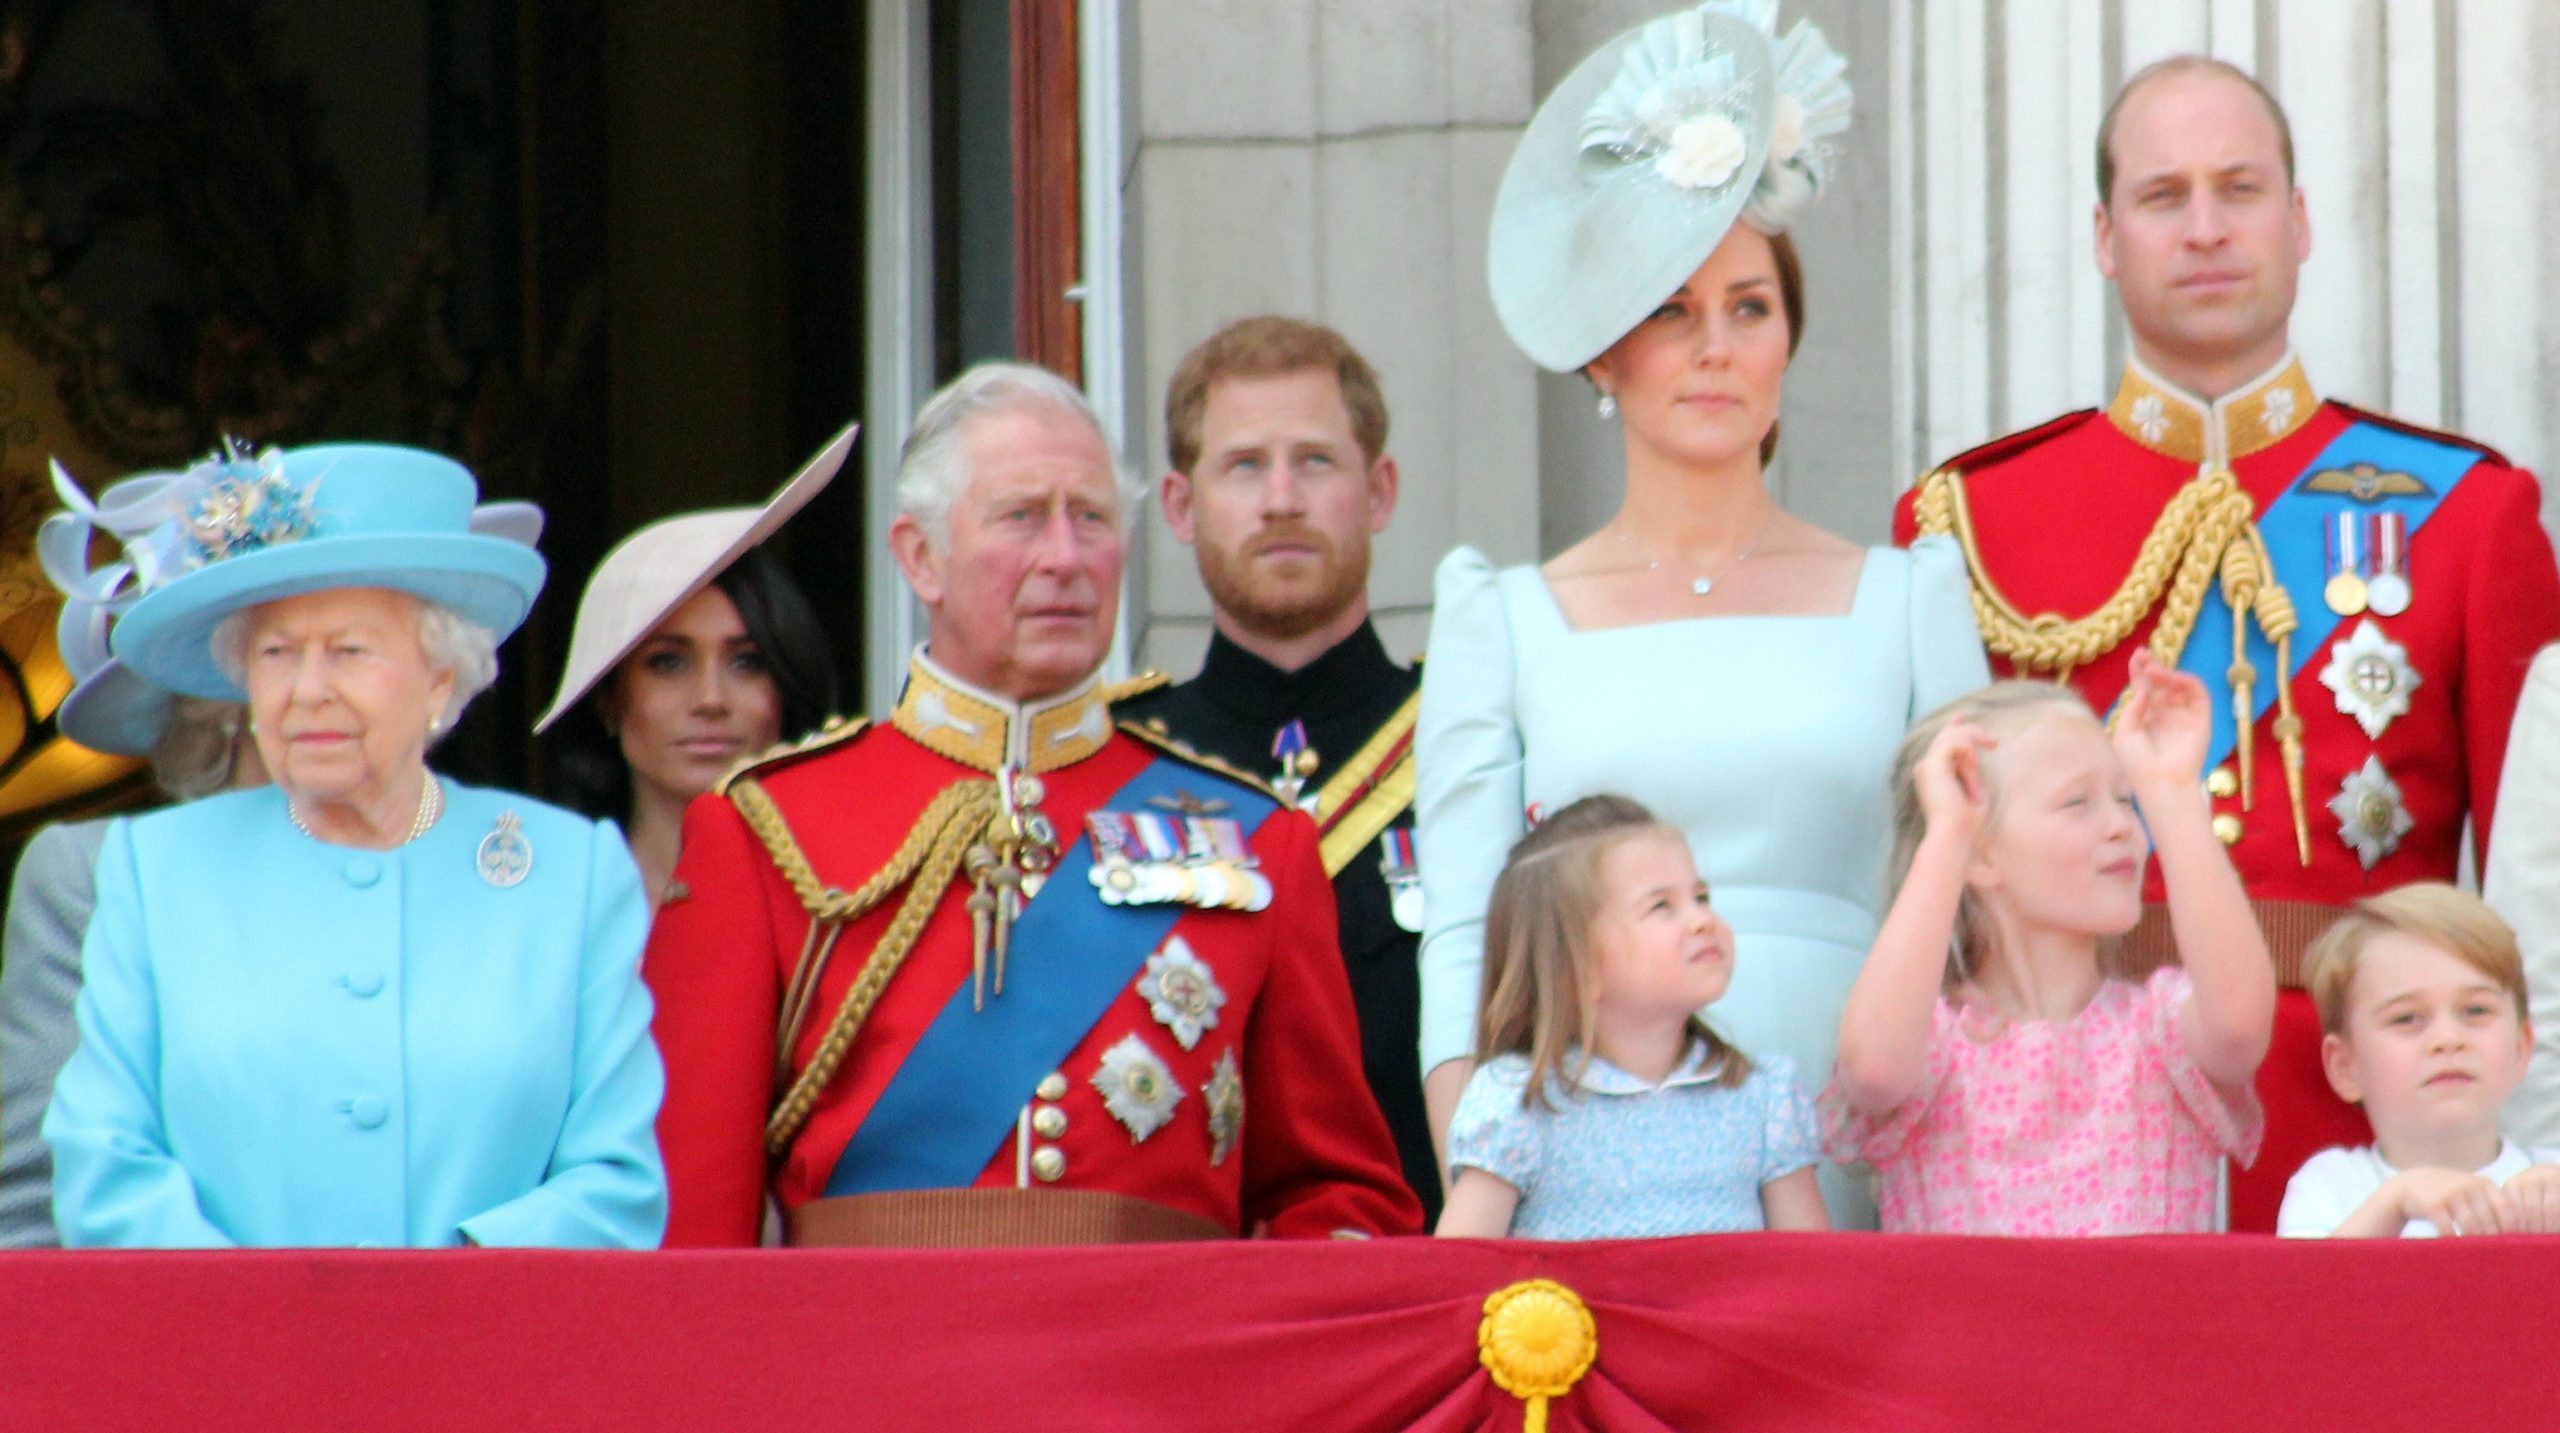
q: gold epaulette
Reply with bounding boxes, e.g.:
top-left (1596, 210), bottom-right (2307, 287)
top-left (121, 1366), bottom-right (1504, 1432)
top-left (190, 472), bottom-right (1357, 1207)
top-left (1102, 669), bottom-right (1172, 706)
top-left (1116, 717), bottom-right (1283, 801)
top-left (712, 714), bottom-right (870, 796)
top-left (1312, 690), bottom-right (1420, 878)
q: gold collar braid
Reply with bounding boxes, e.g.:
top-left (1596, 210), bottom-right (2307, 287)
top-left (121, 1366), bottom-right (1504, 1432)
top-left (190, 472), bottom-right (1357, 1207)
top-left (892, 651), bottom-right (1112, 774)
top-left (1914, 465), bottom-right (2311, 865)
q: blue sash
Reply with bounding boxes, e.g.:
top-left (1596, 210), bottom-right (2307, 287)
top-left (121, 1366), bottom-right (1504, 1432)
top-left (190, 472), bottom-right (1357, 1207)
top-left (824, 757), bottom-right (1277, 1195)
top-left (2179, 421), bottom-right (2471, 771)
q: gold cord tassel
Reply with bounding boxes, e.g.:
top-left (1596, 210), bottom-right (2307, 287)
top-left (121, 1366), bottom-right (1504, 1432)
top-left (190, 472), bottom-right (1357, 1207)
top-left (2252, 552), bottom-right (2313, 867)
top-left (2218, 537), bottom-right (2261, 809)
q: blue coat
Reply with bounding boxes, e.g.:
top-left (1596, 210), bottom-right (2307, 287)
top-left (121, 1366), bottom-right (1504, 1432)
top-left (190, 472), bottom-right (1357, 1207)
top-left (43, 781), bottom-right (668, 1248)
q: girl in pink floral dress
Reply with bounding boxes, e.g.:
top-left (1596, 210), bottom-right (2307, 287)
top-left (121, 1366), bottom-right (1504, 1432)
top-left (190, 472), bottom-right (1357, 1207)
top-left (1823, 653), bottom-right (2272, 1234)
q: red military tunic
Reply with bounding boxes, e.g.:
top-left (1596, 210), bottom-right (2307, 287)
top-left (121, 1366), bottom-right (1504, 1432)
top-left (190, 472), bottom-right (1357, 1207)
top-left (645, 653), bottom-right (1423, 1246)
top-left (1895, 354), bottom-right (2560, 1231)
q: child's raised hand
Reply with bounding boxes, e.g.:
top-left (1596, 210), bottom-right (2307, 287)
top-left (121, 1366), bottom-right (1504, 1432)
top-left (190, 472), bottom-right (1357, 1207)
top-left (2391, 1167), bottom-right (2513, 1236)
top-left (2112, 649), bottom-right (2210, 789)
top-left (1916, 717), bottom-right (1996, 840)
top-left (2502, 1166), bottom-right (2560, 1234)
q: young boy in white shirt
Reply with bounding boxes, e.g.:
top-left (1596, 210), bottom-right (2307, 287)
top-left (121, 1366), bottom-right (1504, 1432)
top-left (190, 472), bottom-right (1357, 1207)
top-left (2279, 883), bottom-right (2560, 1237)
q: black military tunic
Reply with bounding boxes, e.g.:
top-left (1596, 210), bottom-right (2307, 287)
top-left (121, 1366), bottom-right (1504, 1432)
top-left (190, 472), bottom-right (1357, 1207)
top-left (1118, 622), bottom-right (1436, 1221)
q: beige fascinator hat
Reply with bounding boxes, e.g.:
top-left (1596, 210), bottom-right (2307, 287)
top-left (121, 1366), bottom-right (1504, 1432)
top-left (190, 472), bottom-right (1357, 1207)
top-left (533, 422), bottom-right (856, 734)
top-left (1486, 0), bottom-right (1852, 372)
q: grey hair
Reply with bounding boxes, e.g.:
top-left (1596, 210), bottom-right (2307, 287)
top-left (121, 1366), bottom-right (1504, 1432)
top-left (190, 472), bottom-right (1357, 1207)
top-left (151, 696), bottom-right (248, 800)
top-left (895, 361), bottom-right (1139, 548)
top-left (211, 594), bottom-right (502, 743)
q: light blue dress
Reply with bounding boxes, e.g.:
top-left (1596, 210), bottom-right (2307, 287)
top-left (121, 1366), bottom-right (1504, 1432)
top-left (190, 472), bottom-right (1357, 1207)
top-left (44, 781), bottom-right (668, 1248)
top-left (1448, 1045), bottom-right (1819, 1239)
top-left (1416, 538), bottom-right (1989, 1225)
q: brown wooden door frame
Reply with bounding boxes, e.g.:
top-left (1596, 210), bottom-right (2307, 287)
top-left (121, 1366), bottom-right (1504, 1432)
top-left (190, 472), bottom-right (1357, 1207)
top-left (1010, 0), bottom-right (1081, 381)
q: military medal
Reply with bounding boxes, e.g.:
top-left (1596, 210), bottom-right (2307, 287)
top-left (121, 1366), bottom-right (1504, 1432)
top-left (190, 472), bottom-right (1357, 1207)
top-left (2318, 620), bottom-right (2421, 740)
top-left (2329, 755), bottom-right (2413, 869)
top-left (1271, 720), bottom-right (1320, 810)
top-left (1203, 1049), bottom-right (1244, 1166)
top-left (2365, 512), bottom-right (2412, 617)
top-left (1378, 825), bottom-right (1424, 933)
top-left (1092, 1033), bottom-right (1182, 1142)
top-left (476, 809), bottom-right (533, 888)
top-left (2321, 511), bottom-right (2368, 617)
top-left (1086, 809), bottom-right (1274, 911)
top-left (1137, 938), bottom-right (1226, 1049)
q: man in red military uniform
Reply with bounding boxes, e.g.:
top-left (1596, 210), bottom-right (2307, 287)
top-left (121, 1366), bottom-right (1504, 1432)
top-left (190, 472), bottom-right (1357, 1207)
top-left (1896, 57), bottom-right (2560, 1231)
top-left (645, 362), bottom-right (1421, 1246)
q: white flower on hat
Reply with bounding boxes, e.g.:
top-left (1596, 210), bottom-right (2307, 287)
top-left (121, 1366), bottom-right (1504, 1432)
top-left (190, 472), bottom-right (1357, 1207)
top-left (1767, 94), bottom-right (1806, 164)
top-left (1655, 113), bottom-right (1748, 191)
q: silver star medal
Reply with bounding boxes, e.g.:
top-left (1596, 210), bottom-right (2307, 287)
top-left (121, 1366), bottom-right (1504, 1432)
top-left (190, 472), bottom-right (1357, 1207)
top-left (1204, 1049), bottom-right (1244, 1166)
top-left (1137, 938), bottom-right (1225, 1050)
top-left (477, 809), bottom-right (534, 888)
top-left (2328, 755), bottom-right (2413, 869)
top-left (2318, 619), bottom-right (2420, 740)
top-left (1092, 1033), bottom-right (1183, 1142)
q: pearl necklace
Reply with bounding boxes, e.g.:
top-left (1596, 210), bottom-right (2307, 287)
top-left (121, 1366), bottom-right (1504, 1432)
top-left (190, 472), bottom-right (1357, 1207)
top-left (1614, 511), bottom-right (1775, 597)
top-left (287, 773), bottom-right (444, 846)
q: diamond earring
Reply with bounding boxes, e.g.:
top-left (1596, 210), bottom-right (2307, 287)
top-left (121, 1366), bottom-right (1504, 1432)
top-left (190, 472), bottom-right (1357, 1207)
top-left (1596, 392), bottom-right (1618, 420)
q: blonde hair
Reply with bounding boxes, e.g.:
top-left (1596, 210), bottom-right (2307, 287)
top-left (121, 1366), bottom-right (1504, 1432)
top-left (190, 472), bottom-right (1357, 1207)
top-left (1474, 794), bottom-right (1749, 1108)
top-left (2304, 883), bottom-right (2527, 1036)
top-left (1884, 680), bottom-right (2111, 987)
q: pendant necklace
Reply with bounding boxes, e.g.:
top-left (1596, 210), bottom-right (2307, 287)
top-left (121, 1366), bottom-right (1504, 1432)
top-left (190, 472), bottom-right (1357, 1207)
top-left (1616, 510), bottom-right (1775, 597)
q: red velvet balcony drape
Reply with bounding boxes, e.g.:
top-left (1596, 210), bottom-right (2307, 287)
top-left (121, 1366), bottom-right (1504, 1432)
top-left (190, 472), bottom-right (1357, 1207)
top-left (6, 1233), bottom-right (2547, 1430)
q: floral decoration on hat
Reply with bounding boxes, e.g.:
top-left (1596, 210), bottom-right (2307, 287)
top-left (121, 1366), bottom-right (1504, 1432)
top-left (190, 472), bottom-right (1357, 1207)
top-left (179, 440), bottom-right (315, 567)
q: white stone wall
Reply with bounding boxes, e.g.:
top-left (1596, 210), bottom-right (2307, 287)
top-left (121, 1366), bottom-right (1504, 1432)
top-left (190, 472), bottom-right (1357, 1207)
top-left (1116, 0), bottom-right (1542, 673)
top-left (1109, 0), bottom-right (2560, 666)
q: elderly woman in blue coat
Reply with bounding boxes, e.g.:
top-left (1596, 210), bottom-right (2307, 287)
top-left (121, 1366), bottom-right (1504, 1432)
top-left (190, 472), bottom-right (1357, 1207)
top-left (41, 443), bottom-right (668, 1248)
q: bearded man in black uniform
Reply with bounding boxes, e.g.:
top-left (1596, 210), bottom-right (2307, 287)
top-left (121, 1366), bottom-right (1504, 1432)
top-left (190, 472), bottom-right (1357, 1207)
top-left (1119, 316), bottom-right (1436, 1218)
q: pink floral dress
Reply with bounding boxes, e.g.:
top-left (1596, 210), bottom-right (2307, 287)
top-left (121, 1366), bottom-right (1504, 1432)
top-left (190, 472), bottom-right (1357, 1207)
top-left (1822, 967), bottom-right (2263, 1235)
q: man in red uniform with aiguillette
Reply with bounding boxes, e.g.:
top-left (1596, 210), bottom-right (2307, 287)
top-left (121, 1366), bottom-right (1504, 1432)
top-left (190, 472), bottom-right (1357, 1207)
top-left (646, 363), bottom-right (1421, 1245)
top-left (1896, 57), bottom-right (2560, 1231)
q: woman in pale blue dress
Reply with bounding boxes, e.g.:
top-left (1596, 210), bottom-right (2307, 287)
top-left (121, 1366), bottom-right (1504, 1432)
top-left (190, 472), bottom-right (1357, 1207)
top-left (1415, 4), bottom-right (1987, 1224)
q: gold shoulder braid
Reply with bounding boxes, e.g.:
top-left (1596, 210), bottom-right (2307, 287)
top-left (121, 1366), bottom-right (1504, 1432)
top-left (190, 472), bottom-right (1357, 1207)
top-left (733, 772), bottom-right (1007, 1154)
top-left (1914, 465), bottom-right (2311, 864)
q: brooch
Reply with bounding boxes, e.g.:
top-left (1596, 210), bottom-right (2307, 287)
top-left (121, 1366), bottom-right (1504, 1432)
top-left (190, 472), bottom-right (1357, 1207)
top-left (1137, 938), bottom-right (1226, 1050)
top-left (1204, 1049), bottom-right (1244, 1166)
top-left (477, 810), bottom-right (533, 888)
top-left (1092, 1033), bottom-right (1182, 1143)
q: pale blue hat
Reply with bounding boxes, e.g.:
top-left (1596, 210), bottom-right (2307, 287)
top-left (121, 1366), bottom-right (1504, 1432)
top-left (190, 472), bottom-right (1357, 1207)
top-left (1487, 2), bottom-right (1853, 373)
top-left (110, 443), bottom-right (547, 700)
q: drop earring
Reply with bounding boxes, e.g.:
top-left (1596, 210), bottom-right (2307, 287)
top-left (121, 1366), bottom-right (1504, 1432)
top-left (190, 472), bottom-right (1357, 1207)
top-left (1596, 392), bottom-right (1618, 420)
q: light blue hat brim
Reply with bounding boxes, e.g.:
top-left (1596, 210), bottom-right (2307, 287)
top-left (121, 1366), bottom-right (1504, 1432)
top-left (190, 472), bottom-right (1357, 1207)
top-left (56, 656), bottom-right (172, 757)
top-left (1487, 8), bottom-right (1777, 373)
top-left (110, 444), bottom-right (547, 701)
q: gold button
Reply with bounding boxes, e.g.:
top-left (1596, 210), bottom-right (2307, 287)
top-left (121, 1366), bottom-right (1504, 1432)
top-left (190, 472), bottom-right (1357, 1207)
top-left (2205, 766), bottom-right (2238, 799)
top-left (2212, 813), bottom-right (2243, 845)
top-left (1030, 1145), bottom-right (1066, 1183)
top-left (1031, 1106), bottom-right (1067, 1139)
top-left (1035, 1072), bottom-right (1068, 1102)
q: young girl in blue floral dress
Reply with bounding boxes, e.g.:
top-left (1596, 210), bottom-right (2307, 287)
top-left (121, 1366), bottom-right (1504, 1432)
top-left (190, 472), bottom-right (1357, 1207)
top-left (1434, 795), bottom-right (1829, 1238)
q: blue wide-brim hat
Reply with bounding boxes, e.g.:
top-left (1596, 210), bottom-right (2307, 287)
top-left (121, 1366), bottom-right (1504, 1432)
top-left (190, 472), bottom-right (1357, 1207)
top-left (1488, 3), bottom-right (1853, 375)
top-left (113, 444), bottom-right (547, 700)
